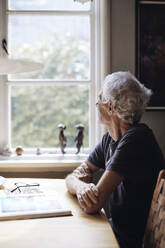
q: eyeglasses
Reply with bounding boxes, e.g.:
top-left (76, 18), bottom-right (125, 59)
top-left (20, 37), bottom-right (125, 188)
top-left (96, 92), bottom-right (108, 106)
top-left (10, 182), bottom-right (40, 193)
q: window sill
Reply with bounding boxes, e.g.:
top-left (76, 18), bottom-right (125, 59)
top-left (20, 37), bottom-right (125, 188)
top-left (0, 154), bottom-right (87, 173)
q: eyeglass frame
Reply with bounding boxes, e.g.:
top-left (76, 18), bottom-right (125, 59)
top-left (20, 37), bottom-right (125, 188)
top-left (10, 182), bottom-right (40, 193)
top-left (96, 92), bottom-right (109, 106)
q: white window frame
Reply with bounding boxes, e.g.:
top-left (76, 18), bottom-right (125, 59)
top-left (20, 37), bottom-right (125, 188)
top-left (0, 0), bottom-right (110, 156)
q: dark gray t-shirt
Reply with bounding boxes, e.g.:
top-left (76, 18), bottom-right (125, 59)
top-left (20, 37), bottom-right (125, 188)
top-left (88, 123), bottom-right (164, 242)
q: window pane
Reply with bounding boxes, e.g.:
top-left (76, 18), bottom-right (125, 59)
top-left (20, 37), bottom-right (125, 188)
top-left (11, 85), bottom-right (89, 149)
top-left (8, 15), bottom-right (90, 80)
top-left (8, 0), bottom-right (91, 11)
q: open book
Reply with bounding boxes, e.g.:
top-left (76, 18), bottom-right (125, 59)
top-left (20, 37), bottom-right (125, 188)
top-left (0, 187), bottom-right (72, 221)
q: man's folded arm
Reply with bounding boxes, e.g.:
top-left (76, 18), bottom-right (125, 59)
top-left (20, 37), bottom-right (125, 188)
top-left (66, 160), bottom-right (124, 214)
top-left (65, 160), bottom-right (99, 195)
top-left (83, 169), bottom-right (124, 214)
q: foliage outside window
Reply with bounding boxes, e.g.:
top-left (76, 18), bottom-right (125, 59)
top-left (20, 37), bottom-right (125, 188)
top-left (7, 0), bottom-right (92, 151)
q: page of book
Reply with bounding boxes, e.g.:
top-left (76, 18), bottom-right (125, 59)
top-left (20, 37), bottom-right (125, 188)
top-left (0, 186), bottom-right (72, 220)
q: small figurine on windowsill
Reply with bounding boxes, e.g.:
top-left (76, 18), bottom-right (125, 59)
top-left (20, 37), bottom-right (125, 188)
top-left (75, 124), bottom-right (84, 154)
top-left (36, 147), bottom-right (41, 155)
top-left (58, 123), bottom-right (67, 154)
top-left (15, 146), bottom-right (24, 156)
top-left (2, 145), bottom-right (12, 156)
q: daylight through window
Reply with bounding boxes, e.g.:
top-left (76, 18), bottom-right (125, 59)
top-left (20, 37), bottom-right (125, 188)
top-left (4, 0), bottom-right (94, 152)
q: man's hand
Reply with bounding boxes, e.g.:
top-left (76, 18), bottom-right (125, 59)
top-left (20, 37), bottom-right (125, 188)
top-left (76, 182), bottom-right (99, 210)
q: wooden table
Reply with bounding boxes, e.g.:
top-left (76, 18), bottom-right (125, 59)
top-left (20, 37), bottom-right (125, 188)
top-left (0, 178), bottom-right (119, 248)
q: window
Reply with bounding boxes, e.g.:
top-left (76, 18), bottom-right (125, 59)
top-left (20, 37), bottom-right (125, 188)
top-left (0, 0), bottom-right (108, 156)
top-left (0, 0), bottom-right (109, 156)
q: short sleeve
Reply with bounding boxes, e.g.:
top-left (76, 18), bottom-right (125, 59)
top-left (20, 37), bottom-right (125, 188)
top-left (106, 129), bottom-right (150, 179)
top-left (87, 133), bottom-right (109, 169)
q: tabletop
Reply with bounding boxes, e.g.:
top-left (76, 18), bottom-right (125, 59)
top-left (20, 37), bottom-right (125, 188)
top-left (0, 178), bottom-right (119, 248)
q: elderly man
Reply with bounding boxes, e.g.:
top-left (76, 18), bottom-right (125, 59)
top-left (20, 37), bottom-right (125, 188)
top-left (66, 71), bottom-right (164, 248)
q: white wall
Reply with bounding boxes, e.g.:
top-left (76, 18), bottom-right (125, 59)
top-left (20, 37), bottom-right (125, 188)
top-left (110, 0), bottom-right (135, 74)
top-left (110, 0), bottom-right (165, 155)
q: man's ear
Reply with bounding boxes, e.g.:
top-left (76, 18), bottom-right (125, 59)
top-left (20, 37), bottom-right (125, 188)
top-left (107, 102), bottom-right (113, 113)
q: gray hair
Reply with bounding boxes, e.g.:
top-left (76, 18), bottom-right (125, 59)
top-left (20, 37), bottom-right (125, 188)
top-left (102, 71), bottom-right (152, 124)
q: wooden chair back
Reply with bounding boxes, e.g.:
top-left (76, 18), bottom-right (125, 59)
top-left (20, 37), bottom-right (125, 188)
top-left (143, 169), bottom-right (165, 248)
